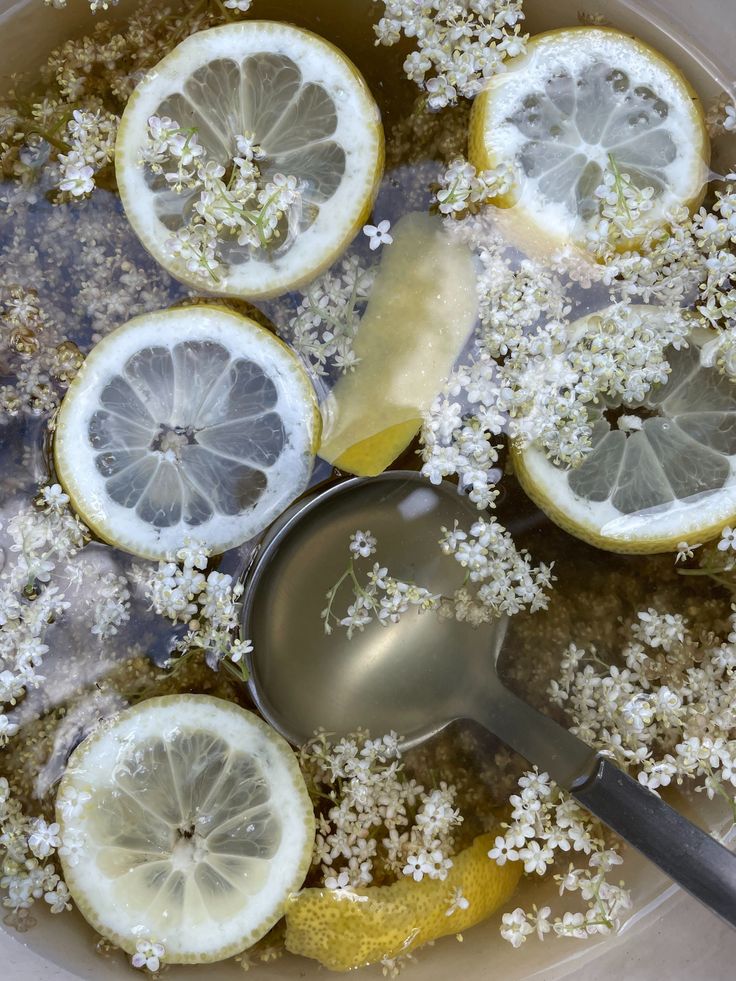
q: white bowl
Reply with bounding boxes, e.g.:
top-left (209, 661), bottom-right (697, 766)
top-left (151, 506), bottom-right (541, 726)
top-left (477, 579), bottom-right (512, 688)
top-left (1, 0), bottom-right (736, 976)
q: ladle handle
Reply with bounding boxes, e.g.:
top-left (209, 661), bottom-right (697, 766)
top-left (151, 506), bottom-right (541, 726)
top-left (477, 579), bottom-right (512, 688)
top-left (573, 757), bottom-right (736, 930)
top-left (473, 684), bottom-right (736, 929)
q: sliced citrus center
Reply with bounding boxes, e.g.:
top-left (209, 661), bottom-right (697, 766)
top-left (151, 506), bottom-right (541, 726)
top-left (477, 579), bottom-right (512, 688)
top-left (56, 695), bottom-right (315, 964)
top-left (318, 212), bottom-right (478, 477)
top-left (284, 833), bottom-right (521, 971)
top-left (115, 21), bottom-right (384, 298)
top-left (512, 309), bottom-right (736, 553)
top-left (54, 305), bottom-right (319, 560)
top-left (469, 27), bottom-right (708, 249)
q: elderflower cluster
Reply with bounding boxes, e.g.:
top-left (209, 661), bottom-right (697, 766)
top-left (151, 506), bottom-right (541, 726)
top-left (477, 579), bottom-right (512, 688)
top-left (435, 157), bottom-right (513, 216)
top-left (140, 541), bottom-right (252, 677)
top-left (0, 778), bottom-right (72, 930)
top-left (43, 0), bottom-right (119, 10)
top-left (550, 609), bottom-right (736, 804)
top-left (511, 305), bottom-right (690, 466)
top-left (438, 517), bottom-right (554, 622)
top-left (490, 768), bottom-right (630, 947)
top-left (322, 532), bottom-right (441, 638)
top-left (57, 108), bottom-right (118, 197)
top-left (141, 117), bottom-right (301, 283)
top-left (0, 488), bottom-right (101, 928)
top-left (324, 519), bottom-right (553, 637)
top-left (586, 155), bottom-right (656, 250)
top-left (420, 356), bottom-right (506, 510)
top-left (373, 0), bottom-right (528, 109)
top-left (300, 730), bottom-right (462, 888)
top-left (278, 254), bottom-right (376, 377)
top-left (0, 492), bottom-right (87, 705)
top-left (0, 286), bottom-right (84, 421)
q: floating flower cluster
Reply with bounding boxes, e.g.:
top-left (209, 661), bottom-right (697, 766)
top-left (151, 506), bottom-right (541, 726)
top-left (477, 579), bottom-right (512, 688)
top-left (58, 108), bottom-right (118, 198)
top-left (491, 768), bottom-right (630, 947)
top-left (0, 487), bottom-right (99, 928)
top-left (434, 156), bottom-right (512, 216)
top-left (438, 517), bottom-right (554, 622)
top-left (140, 118), bottom-right (301, 283)
top-left (300, 729), bottom-right (462, 888)
top-left (138, 540), bottom-right (252, 679)
top-left (550, 608), bottom-right (736, 807)
top-left (0, 286), bottom-right (84, 421)
top-left (277, 254), bottom-right (375, 377)
top-left (373, 0), bottom-right (528, 109)
top-left (321, 531), bottom-right (440, 638)
top-left (323, 522), bottom-right (553, 637)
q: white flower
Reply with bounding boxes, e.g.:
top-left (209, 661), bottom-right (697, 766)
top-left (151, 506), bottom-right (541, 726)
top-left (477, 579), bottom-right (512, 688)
top-left (724, 104), bottom-right (736, 132)
top-left (531, 905), bottom-right (552, 940)
top-left (325, 869), bottom-right (350, 890)
top-left (363, 219), bottom-right (393, 250)
top-left (500, 908), bottom-right (534, 948)
top-left (59, 161), bottom-right (95, 196)
top-left (554, 910), bottom-right (588, 938)
top-left (445, 886), bottom-right (469, 916)
top-left (519, 840), bottom-right (554, 875)
top-left (41, 483), bottom-right (69, 512)
top-left (27, 818), bottom-right (61, 859)
top-left (229, 638), bottom-right (253, 665)
top-left (131, 940), bottom-right (165, 973)
top-left (224, 0), bottom-right (252, 9)
top-left (718, 526), bottom-right (736, 551)
top-left (402, 853), bottom-right (425, 882)
top-left (675, 541), bottom-right (701, 563)
top-left (488, 834), bottom-right (519, 866)
top-left (58, 829), bottom-right (86, 867)
top-left (0, 713), bottom-right (19, 743)
top-left (349, 530), bottom-right (377, 559)
top-left (56, 786), bottom-right (92, 821)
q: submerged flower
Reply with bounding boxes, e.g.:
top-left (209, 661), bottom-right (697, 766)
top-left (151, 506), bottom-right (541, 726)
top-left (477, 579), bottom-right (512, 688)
top-left (131, 940), bottom-right (165, 973)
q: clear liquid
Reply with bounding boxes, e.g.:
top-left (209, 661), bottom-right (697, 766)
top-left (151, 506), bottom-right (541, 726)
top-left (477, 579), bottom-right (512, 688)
top-left (0, 0), bottom-right (734, 977)
top-left (246, 473), bottom-right (505, 746)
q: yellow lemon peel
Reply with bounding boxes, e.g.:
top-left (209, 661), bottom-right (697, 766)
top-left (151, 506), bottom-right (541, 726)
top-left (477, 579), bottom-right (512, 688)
top-left (284, 833), bottom-right (521, 971)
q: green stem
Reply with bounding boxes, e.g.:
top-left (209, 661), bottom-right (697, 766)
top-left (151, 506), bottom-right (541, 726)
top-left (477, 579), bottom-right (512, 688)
top-left (26, 125), bottom-right (71, 153)
top-left (212, 0), bottom-right (236, 21)
top-left (607, 153), bottom-right (632, 221)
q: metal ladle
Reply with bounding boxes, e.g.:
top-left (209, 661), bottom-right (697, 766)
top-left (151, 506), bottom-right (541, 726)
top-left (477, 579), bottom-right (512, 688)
top-left (242, 471), bottom-right (736, 928)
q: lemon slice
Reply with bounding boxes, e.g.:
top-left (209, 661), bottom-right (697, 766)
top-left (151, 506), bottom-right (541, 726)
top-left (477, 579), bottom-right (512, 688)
top-left (511, 309), bottom-right (736, 553)
top-left (469, 27), bottom-right (708, 250)
top-left (318, 212), bottom-right (478, 476)
top-left (55, 695), bottom-right (315, 964)
top-left (54, 305), bottom-right (319, 560)
top-left (284, 833), bottom-right (521, 971)
top-left (115, 22), bottom-right (384, 299)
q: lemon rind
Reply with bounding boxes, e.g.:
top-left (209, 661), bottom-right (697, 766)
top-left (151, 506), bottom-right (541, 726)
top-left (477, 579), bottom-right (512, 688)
top-left (56, 694), bottom-right (316, 964)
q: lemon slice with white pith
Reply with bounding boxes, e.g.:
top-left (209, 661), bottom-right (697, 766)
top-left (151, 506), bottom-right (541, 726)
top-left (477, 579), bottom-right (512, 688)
top-left (115, 21), bottom-right (384, 298)
top-left (54, 305), bottom-right (319, 560)
top-left (469, 27), bottom-right (709, 250)
top-left (55, 695), bottom-right (315, 964)
top-left (512, 310), bottom-right (736, 553)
